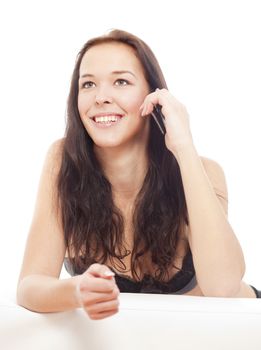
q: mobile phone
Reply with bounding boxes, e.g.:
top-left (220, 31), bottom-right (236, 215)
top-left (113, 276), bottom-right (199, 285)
top-left (151, 105), bottom-right (166, 135)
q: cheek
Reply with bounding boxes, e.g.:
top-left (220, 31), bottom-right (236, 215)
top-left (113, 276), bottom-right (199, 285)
top-left (77, 94), bottom-right (91, 118)
top-left (120, 92), bottom-right (146, 114)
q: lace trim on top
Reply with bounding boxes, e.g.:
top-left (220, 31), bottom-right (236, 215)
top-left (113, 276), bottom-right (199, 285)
top-left (64, 249), bottom-right (196, 295)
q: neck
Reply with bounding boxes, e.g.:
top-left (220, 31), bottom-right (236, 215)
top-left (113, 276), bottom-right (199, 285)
top-left (94, 142), bottom-right (148, 202)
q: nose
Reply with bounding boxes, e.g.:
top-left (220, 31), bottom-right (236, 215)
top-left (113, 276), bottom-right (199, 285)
top-left (95, 87), bottom-right (113, 105)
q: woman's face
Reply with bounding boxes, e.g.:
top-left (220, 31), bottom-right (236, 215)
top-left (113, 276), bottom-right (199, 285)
top-left (78, 42), bottom-right (150, 149)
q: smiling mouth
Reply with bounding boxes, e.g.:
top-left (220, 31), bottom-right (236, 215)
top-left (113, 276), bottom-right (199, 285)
top-left (90, 113), bottom-right (124, 125)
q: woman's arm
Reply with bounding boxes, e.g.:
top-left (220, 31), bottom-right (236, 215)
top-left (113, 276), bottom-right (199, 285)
top-left (140, 89), bottom-right (245, 297)
top-left (177, 149), bottom-right (245, 297)
top-left (17, 140), bottom-right (120, 318)
top-left (17, 274), bottom-right (81, 312)
top-left (17, 140), bottom-right (83, 312)
top-left (16, 139), bottom-right (79, 312)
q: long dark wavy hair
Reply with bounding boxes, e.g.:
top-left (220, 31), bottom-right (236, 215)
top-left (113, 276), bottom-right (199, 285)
top-left (57, 29), bottom-right (188, 281)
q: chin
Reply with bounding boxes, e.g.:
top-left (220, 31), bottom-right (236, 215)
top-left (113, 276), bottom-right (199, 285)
top-left (88, 122), bottom-right (150, 150)
top-left (91, 136), bottom-right (124, 149)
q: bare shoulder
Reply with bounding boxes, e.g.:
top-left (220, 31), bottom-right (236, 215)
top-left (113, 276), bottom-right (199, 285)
top-left (200, 156), bottom-right (226, 181)
top-left (45, 138), bottom-right (65, 168)
top-left (200, 156), bottom-right (228, 212)
top-left (40, 138), bottom-right (65, 185)
top-left (49, 137), bottom-right (64, 152)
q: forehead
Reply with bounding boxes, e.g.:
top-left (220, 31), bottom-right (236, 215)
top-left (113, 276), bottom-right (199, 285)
top-left (79, 42), bottom-right (145, 76)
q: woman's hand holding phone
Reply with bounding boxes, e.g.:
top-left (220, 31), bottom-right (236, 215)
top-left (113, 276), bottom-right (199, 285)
top-left (140, 88), bottom-right (193, 157)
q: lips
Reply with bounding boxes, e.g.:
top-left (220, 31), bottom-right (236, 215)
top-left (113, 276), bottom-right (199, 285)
top-left (89, 112), bottom-right (124, 127)
top-left (90, 113), bottom-right (124, 124)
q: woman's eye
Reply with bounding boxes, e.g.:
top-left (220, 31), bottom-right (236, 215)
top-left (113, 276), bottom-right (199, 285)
top-left (82, 81), bottom-right (95, 89)
top-left (115, 79), bottom-right (129, 86)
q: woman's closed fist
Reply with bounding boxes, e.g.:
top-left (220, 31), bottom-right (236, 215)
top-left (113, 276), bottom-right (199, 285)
top-left (76, 263), bottom-right (120, 320)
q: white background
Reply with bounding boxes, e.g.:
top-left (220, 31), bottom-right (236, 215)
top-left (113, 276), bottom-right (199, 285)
top-left (0, 0), bottom-right (260, 296)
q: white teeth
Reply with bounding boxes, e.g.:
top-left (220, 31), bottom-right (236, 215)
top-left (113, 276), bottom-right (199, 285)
top-left (94, 115), bottom-right (121, 123)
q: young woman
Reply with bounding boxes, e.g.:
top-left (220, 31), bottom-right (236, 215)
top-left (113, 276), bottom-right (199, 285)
top-left (17, 29), bottom-right (260, 320)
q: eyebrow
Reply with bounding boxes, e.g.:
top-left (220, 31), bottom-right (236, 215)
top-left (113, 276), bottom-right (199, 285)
top-left (80, 70), bottom-right (137, 79)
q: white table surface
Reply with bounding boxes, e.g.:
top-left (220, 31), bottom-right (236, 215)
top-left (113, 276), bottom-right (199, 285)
top-left (1, 293), bottom-right (261, 350)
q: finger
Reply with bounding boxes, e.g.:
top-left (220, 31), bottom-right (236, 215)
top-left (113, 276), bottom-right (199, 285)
top-left (141, 100), bottom-right (155, 117)
top-left (88, 309), bottom-right (119, 320)
top-left (79, 275), bottom-right (116, 293)
top-left (139, 102), bottom-right (144, 111)
top-left (86, 298), bottom-right (120, 315)
top-left (141, 90), bottom-right (164, 116)
top-left (87, 263), bottom-right (115, 279)
top-left (81, 287), bottom-right (120, 307)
